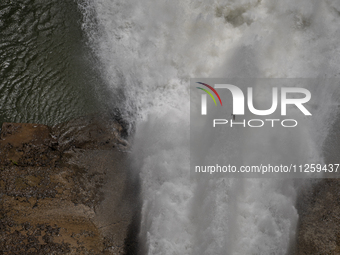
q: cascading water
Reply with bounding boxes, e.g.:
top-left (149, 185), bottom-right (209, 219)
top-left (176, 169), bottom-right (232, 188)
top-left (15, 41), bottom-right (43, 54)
top-left (79, 0), bottom-right (340, 254)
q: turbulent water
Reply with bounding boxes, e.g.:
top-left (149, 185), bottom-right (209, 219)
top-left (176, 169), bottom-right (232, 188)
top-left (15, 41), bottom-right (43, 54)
top-left (3, 0), bottom-right (340, 254)
top-left (65, 0), bottom-right (340, 254)
top-left (79, 0), bottom-right (340, 254)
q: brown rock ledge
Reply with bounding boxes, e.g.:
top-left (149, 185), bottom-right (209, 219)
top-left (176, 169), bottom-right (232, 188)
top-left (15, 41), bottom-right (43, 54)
top-left (296, 179), bottom-right (340, 255)
top-left (0, 114), bottom-right (140, 254)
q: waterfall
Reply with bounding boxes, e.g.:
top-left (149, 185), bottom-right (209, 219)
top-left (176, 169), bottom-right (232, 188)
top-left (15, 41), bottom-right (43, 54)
top-left (80, 0), bottom-right (340, 254)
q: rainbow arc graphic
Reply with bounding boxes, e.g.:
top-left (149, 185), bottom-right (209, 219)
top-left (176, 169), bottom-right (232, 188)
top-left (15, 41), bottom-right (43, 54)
top-left (196, 82), bottom-right (222, 106)
top-left (196, 82), bottom-right (222, 115)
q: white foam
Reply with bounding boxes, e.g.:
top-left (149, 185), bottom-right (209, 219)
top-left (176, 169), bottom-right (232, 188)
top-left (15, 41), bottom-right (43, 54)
top-left (80, 0), bottom-right (340, 254)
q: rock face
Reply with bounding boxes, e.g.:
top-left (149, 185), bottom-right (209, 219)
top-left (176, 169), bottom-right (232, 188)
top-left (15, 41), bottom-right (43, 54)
top-left (296, 179), bottom-right (340, 255)
top-left (0, 114), bottom-right (140, 254)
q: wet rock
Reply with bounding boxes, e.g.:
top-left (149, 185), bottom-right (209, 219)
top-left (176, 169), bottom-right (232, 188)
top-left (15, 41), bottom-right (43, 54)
top-left (0, 114), bottom-right (140, 254)
top-left (296, 179), bottom-right (340, 254)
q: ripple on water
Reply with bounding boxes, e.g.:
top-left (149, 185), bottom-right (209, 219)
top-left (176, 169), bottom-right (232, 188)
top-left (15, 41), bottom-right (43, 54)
top-left (0, 0), bottom-right (107, 126)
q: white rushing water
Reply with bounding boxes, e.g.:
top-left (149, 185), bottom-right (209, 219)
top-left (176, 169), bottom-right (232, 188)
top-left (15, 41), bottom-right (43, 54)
top-left (80, 0), bottom-right (340, 254)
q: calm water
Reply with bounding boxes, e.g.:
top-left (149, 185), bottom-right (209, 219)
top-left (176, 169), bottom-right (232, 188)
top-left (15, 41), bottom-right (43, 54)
top-left (0, 0), bottom-right (109, 126)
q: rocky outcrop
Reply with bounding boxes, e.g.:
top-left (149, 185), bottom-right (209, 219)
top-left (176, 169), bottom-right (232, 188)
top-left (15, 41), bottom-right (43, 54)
top-left (296, 179), bottom-right (340, 255)
top-left (0, 114), bottom-right (140, 254)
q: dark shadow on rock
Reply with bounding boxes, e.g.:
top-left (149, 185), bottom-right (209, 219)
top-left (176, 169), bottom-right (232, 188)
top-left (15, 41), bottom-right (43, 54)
top-left (295, 106), bottom-right (340, 254)
top-left (124, 204), bottom-right (142, 255)
top-left (120, 156), bottom-right (142, 255)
